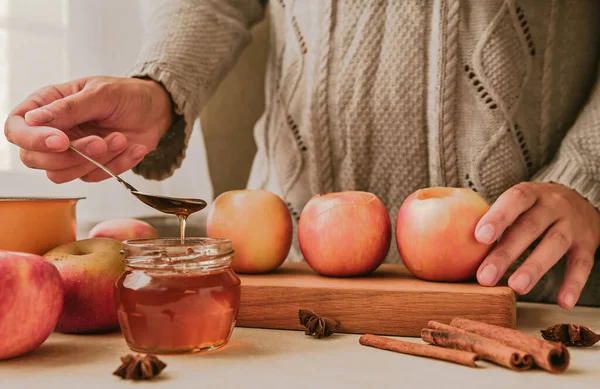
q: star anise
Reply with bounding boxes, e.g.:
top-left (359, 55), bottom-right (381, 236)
top-left (113, 354), bottom-right (167, 380)
top-left (298, 309), bottom-right (340, 338)
top-left (541, 323), bottom-right (600, 347)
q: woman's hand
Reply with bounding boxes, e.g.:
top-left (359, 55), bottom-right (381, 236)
top-left (475, 182), bottom-right (600, 309)
top-left (3, 76), bottom-right (173, 183)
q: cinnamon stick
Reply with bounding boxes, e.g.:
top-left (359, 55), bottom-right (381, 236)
top-left (359, 334), bottom-right (479, 368)
top-left (450, 318), bottom-right (569, 374)
top-left (422, 321), bottom-right (533, 371)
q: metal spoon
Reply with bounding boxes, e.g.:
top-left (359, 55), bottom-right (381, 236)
top-left (68, 145), bottom-right (207, 216)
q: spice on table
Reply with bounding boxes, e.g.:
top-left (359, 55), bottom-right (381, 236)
top-left (359, 334), bottom-right (479, 368)
top-left (298, 309), bottom-right (340, 338)
top-left (450, 317), bottom-right (570, 374)
top-left (421, 321), bottom-right (533, 371)
top-left (541, 323), bottom-right (600, 347)
top-left (113, 354), bottom-right (167, 380)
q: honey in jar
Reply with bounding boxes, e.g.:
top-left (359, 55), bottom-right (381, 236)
top-left (115, 238), bottom-right (240, 354)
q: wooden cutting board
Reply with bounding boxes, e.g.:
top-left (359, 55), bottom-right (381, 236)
top-left (236, 262), bottom-right (516, 337)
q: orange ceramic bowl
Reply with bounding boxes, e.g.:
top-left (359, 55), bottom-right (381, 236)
top-left (0, 197), bottom-right (84, 255)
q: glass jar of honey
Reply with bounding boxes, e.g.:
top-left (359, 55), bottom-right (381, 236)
top-left (115, 238), bottom-right (240, 354)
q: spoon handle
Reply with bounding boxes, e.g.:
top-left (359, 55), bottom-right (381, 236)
top-left (68, 145), bottom-right (139, 192)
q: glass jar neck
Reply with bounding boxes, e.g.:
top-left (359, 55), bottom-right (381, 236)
top-left (121, 238), bottom-right (234, 272)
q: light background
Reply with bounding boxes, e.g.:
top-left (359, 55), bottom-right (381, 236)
top-left (0, 0), bottom-right (269, 233)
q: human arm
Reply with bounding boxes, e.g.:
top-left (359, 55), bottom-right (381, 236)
top-left (3, 0), bottom-right (266, 182)
top-left (473, 61), bottom-right (600, 309)
top-left (126, 0), bottom-right (266, 181)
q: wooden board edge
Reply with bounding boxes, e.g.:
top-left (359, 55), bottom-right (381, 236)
top-left (236, 284), bottom-right (518, 337)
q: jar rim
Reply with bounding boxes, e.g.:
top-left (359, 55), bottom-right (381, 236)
top-left (123, 237), bottom-right (232, 248)
top-left (121, 237), bottom-right (234, 272)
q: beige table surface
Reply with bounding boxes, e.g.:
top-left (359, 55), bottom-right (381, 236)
top-left (1, 302), bottom-right (598, 389)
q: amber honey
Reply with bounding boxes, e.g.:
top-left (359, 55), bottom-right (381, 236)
top-left (116, 238), bottom-right (240, 354)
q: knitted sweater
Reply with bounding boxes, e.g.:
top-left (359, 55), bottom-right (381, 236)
top-left (127, 0), bottom-right (600, 305)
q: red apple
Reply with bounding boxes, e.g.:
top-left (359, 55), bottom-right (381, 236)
top-left (0, 251), bottom-right (64, 360)
top-left (396, 187), bottom-right (492, 282)
top-left (298, 191), bottom-right (391, 277)
top-left (43, 238), bottom-right (125, 333)
top-left (88, 218), bottom-right (158, 241)
top-left (206, 189), bottom-right (293, 273)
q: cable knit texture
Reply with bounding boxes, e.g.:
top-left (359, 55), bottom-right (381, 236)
top-left (438, 0), bottom-right (460, 187)
top-left (327, 0), bottom-right (429, 233)
top-left (128, 0), bottom-right (600, 305)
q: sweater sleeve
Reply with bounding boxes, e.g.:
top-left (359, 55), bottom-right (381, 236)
top-left (532, 62), bottom-right (600, 210)
top-left (125, 0), bottom-right (266, 180)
